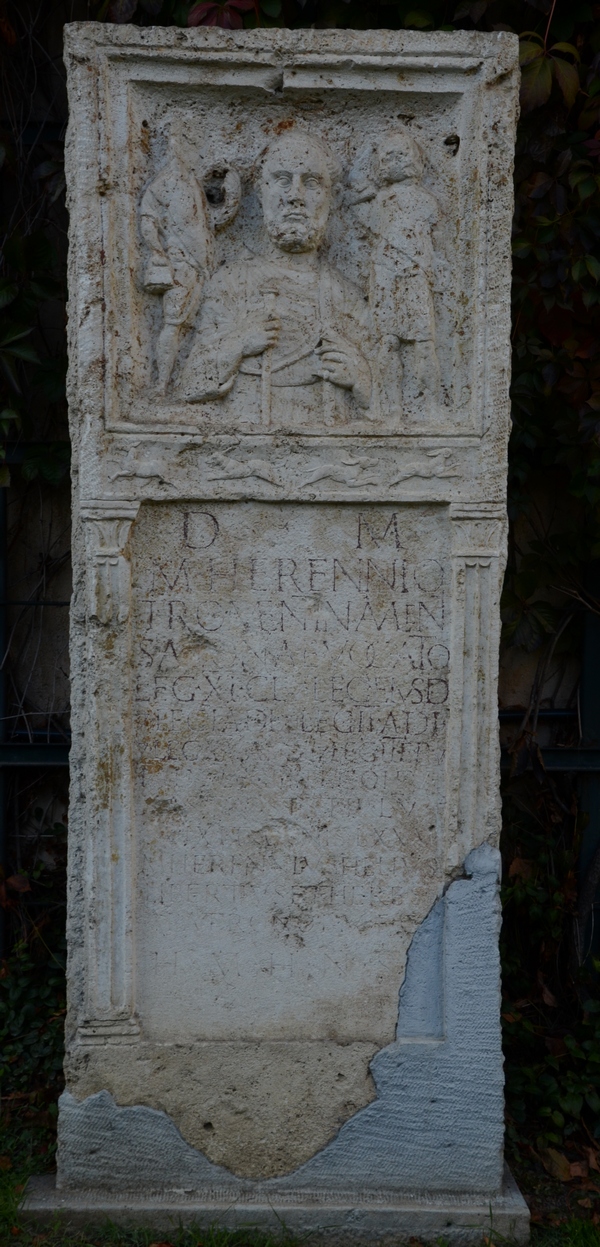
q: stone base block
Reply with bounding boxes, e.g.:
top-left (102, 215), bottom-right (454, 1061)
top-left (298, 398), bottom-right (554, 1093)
top-left (22, 1167), bottom-right (529, 1244)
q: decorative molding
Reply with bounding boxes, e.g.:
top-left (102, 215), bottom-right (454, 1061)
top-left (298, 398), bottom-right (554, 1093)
top-left (76, 1018), bottom-right (141, 1047)
top-left (80, 503), bottom-right (141, 1035)
top-left (444, 506), bottom-right (507, 871)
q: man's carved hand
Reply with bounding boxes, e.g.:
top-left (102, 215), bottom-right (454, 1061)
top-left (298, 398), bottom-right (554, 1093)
top-left (143, 252), bottom-right (174, 293)
top-left (314, 334), bottom-right (371, 408)
top-left (240, 314), bottom-right (280, 358)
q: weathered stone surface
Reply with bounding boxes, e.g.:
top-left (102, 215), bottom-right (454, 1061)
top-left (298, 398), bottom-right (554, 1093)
top-left (61, 21), bottom-right (522, 1224)
top-left (65, 1040), bottom-right (378, 1177)
top-left (24, 1168), bottom-right (530, 1244)
top-left (59, 848), bottom-right (507, 1195)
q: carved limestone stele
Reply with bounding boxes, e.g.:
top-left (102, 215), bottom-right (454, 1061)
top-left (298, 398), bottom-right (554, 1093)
top-left (21, 25), bottom-right (528, 1244)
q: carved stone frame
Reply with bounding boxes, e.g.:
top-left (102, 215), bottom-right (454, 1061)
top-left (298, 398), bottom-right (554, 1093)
top-left (62, 25), bottom-right (519, 1201)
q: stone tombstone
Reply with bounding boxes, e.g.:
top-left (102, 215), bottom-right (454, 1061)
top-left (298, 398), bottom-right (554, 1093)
top-left (26, 23), bottom-right (527, 1242)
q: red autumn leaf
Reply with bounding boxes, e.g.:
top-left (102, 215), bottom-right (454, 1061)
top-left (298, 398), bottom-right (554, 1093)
top-left (6, 874), bottom-right (31, 893)
top-left (545, 1036), bottom-right (568, 1056)
top-left (0, 15), bottom-right (16, 44)
top-left (188, 0), bottom-right (254, 27)
top-left (107, 0), bottom-right (138, 19)
top-left (538, 305), bottom-right (574, 345)
top-left (509, 857), bottom-right (535, 880)
top-left (584, 130), bottom-right (600, 159)
top-left (527, 171), bottom-right (555, 199)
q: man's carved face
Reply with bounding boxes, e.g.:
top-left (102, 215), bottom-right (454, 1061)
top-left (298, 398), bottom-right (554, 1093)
top-left (259, 135), bottom-right (332, 253)
top-left (375, 134), bottom-right (423, 185)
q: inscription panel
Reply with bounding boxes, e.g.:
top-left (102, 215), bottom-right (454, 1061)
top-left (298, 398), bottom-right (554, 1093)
top-left (131, 502), bottom-right (450, 1044)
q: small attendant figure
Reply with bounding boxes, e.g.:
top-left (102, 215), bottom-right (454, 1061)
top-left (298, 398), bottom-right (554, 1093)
top-left (139, 123), bottom-right (214, 394)
top-left (351, 128), bottom-right (443, 416)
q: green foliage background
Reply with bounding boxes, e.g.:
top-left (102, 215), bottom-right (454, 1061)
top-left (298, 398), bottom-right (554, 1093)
top-left (2, 0), bottom-right (600, 1216)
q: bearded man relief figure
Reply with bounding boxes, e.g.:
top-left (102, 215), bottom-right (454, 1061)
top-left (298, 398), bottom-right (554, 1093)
top-left (181, 132), bottom-right (375, 429)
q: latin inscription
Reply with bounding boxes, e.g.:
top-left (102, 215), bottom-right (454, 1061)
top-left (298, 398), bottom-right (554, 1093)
top-left (131, 503), bottom-right (451, 1044)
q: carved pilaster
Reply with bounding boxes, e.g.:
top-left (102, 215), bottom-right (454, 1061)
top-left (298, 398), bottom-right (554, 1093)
top-left (78, 502), bottom-right (141, 1043)
top-left (444, 504), bottom-right (507, 872)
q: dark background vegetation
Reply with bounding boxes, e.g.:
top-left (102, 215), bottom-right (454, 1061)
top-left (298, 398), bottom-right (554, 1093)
top-left (2, 0), bottom-right (600, 1230)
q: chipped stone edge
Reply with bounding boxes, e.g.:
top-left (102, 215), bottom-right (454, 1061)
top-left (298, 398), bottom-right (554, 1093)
top-left (63, 21), bottom-right (520, 61)
top-left (54, 845), bottom-right (508, 1202)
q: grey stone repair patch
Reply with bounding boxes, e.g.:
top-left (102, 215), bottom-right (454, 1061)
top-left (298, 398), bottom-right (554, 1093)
top-left (24, 847), bottom-right (529, 1236)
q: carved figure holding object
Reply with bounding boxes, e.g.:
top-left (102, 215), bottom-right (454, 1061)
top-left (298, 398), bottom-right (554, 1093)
top-left (351, 128), bottom-right (443, 416)
top-left (182, 131), bottom-right (374, 429)
top-left (139, 122), bottom-right (241, 394)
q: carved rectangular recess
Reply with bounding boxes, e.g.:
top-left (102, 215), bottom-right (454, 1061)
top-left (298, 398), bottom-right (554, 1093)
top-left (78, 33), bottom-right (514, 446)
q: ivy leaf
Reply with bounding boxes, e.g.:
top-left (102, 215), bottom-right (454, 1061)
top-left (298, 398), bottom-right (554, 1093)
top-left (521, 56), bottom-right (553, 113)
top-left (552, 56), bottom-right (580, 110)
top-left (586, 256), bottom-right (600, 281)
top-left (32, 160), bottom-right (63, 181)
top-left (107, 0), bottom-right (138, 18)
top-left (34, 357), bottom-right (67, 402)
top-left (0, 326), bottom-right (33, 347)
top-left (403, 10), bottom-right (434, 27)
top-left (0, 281), bottom-right (17, 310)
top-left (4, 343), bottom-right (40, 363)
top-left (454, 0), bottom-right (491, 17)
top-left (29, 278), bottom-right (62, 301)
top-left (512, 239), bottom-right (531, 258)
top-left (0, 353), bottom-right (21, 393)
top-left (520, 40), bottom-right (545, 68)
top-left (550, 41), bottom-right (580, 62)
top-left (21, 443), bottom-right (70, 485)
top-left (539, 1147), bottom-right (572, 1182)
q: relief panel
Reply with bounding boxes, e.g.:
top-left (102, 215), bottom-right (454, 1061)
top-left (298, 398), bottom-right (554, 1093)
top-left (96, 53), bottom-right (502, 438)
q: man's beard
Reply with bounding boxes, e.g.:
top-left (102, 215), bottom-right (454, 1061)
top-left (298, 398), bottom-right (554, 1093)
top-left (268, 212), bottom-right (324, 253)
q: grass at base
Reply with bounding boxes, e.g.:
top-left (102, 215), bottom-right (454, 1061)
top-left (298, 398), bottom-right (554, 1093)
top-left (0, 1182), bottom-right (594, 1247)
top-left (2, 1167), bottom-right (303, 1247)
